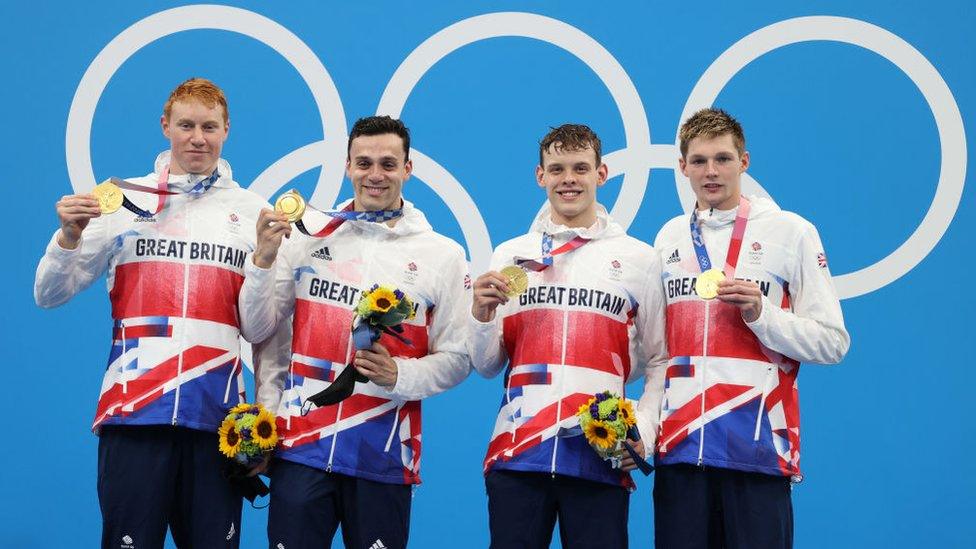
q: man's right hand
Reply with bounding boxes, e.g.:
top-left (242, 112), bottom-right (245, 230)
top-left (471, 271), bottom-right (511, 322)
top-left (253, 208), bottom-right (292, 269)
top-left (56, 194), bottom-right (102, 250)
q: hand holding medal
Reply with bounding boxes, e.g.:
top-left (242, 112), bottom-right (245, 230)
top-left (695, 269), bottom-right (726, 300)
top-left (91, 180), bottom-right (124, 214)
top-left (499, 265), bottom-right (528, 297)
top-left (471, 269), bottom-right (520, 323)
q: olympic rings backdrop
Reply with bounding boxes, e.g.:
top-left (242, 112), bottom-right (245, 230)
top-left (3, 1), bottom-right (973, 547)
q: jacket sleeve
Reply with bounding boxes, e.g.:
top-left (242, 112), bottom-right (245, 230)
top-left (239, 239), bottom-right (297, 344)
top-left (252, 313), bottom-right (293, 413)
top-left (632, 250), bottom-right (669, 456)
top-left (746, 222), bottom-right (850, 364)
top-left (385, 248), bottom-right (473, 401)
top-left (246, 241), bottom-right (297, 411)
top-left (34, 219), bottom-right (115, 308)
top-left (465, 252), bottom-right (510, 379)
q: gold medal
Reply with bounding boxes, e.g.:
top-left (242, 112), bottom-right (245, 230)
top-left (275, 189), bottom-right (306, 223)
top-left (500, 265), bottom-right (528, 296)
top-left (92, 179), bottom-right (123, 214)
top-left (695, 268), bottom-right (726, 300)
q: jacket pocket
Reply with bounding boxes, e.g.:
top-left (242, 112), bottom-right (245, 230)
top-left (753, 365), bottom-right (776, 441)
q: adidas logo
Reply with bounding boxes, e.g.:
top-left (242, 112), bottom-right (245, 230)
top-left (226, 522), bottom-right (236, 540)
top-left (370, 539), bottom-right (388, 549)
top-left (277, 544), bottom-right (286, 549)
top-left (666, 249), bottom-right (681, 264)
top-left (311, 246), bottom-right (332, 260)
top-left (121, 534), bottom-right (135, 548)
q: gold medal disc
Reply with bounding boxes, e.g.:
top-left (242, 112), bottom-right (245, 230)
top-left (275, 189), bottom-right (307, 223)
top-left (695, 268), bottom-right (726, 300)
top-left (92, 179), bottom-right (123, 214)
top-left (500, 265), bottom-right (528, 296)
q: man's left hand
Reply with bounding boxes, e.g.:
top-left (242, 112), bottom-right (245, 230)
top-left (353, 342), bottom-right (398, 388)
top-left (716, 279), bottom-right (763, 322)
top-left (619, 439), bottom-right (646, 472)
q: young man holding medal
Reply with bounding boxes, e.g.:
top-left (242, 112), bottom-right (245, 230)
top-left (652, 108), bottom-right (850, 548)
top-left (34, 78), bottom-right (270, 548)
top-left (241, 115), bottom-right (471, 549)
top-left (468, 124), bottom-right (669, 548)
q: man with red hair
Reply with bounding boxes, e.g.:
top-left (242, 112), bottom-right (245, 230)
top-left (35, 78), bottom-right (268, 548)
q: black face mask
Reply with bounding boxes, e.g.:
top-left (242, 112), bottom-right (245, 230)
top-left (303, 363), bottom-right (370, 411)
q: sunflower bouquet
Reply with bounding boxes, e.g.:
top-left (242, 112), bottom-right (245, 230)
top-left (352, 284), bottom-right (417, 345)
top-left (217, 403), bottom-right (278, 502)
top-left (577, 391), bottom-right (652, 474)
top-left (304, 284), bottom-right (417, 409)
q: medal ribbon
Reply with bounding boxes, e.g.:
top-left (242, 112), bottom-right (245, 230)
top-left (110, 166), bottom-right (220, 218)
top-left (514, 232), bottom-right (590, 271)
top-left (295, 202), bottom-right (404, 238)
top-left (689, 196), bottom-right (752, 277)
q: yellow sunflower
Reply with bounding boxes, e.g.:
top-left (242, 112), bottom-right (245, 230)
top-left (230, 403), bottom-right (252, 415)
top-left (252, 408), bottom-right (279, 450)
top-left (367, 287), bottom-right (399, 313)
top-left (583, 419), bottom-right (617, 451)
top-left (218, 416), bottom-right (241, 458)
top-left (618, 399), bottom-right (637, 428)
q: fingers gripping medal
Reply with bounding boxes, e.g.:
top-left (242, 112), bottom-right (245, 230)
top-left (274, 189), bottom-right (306, 223)
top-left (500, 266), bottom-right (528, 296)
top-left (91, 180), bottom-right (123, 214)
top-left (695, 269), bottom-right (725, 300)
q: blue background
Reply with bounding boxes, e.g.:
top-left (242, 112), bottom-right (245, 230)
top-left (2, 1), bottom-right (972, 547)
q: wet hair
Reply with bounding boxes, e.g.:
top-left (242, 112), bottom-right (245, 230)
top-left (678, 108), bottom-right (746, 157)
top-left (538, 124), bottom-right (602, 166)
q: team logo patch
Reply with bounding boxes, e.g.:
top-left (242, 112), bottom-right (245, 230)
top-left (608, 258), bottom-right (623, 280)
top-left (403, 261), bottom-right (419, 283)
top-left (229, 213), bottom-right (239, 222)
top-left (464, 273), bottom-right (472, 290)
top-left (817, 252), bottom-right (828, 268)
top-left (747, 241), bottom-right (764, 265)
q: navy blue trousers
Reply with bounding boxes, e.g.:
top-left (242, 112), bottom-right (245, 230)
top-left (267, 459), bottom-right (412, 549)
top-left (486, 470), bottom-right (630, 549)
top-left (97, 425), bottom-right (243, 549)
top-left (653, 464), bottom-right (793, 549)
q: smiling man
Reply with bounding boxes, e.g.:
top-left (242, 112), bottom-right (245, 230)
top-left (651, 108), bottom-right (850, 548)
top-left (34, 78), bottom-right (269, 548)
top-left (241, 115), bottom-right (471, 549)
top-left (468, 124), bottom-right (668, 548)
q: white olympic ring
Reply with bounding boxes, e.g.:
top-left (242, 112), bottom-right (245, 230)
top-left (67, 6), bottom-right (966, 305)
top-left (676, 16), bottom-right (966, 299)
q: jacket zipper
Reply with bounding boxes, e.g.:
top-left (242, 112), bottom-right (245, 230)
top-left (550, 257), bottom-right (572, 477)
top-left (172, 196), bottom-right (190, 426)
top-left (754, 366), bottom-right (775, 441)
top-left (698, 299), bottom-right (710, 465)
top-left (327, 230), bottom-right (377, 472)
top-left (120, 321), bottom-right (128, 395)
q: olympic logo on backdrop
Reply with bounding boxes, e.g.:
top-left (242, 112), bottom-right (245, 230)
top-left (66, 5), bottom-right (966, 301)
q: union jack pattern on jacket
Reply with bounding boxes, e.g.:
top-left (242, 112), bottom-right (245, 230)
top-left (468, 205), bottom-right (668, 487)
top-left (35, 152), bottom-right (268, 433)
top-left (241, 200), bottom-right (471, 485)
top-left (653, 196), bottom-right (849, 480)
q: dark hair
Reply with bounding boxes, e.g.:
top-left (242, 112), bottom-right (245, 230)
top-left (678, 108), bottom-right (746, 157)
top-left (347, 115), bottom-right (411, 161)
top-left (538, 124), bottom-right (602, 166)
